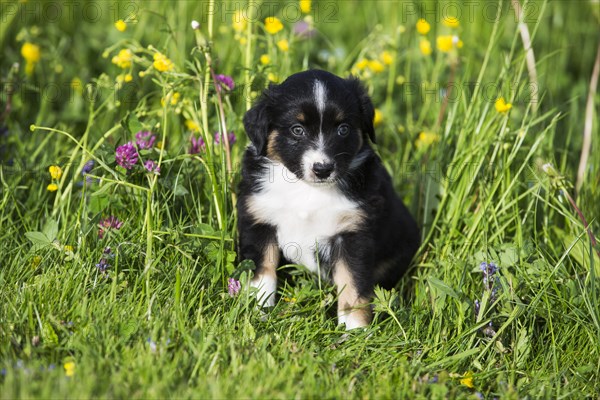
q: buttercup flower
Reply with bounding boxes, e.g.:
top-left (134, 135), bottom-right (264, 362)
top-left (356, 58), bottom-right (369, 70)
top-left (300, 0), bottom-right (311, 13)
top-left (232, 10), bottom-right (247, 32)
top-left (185, 119), bottom-right (200, 132)
top-left (215, 74), bottom-right (235, 91)
top-left (214, 131), bottom-right (236, 146)
top-left (380, 51), bottom-right (393, 65)
top-left (228, 278), bottom-right (241, 297)
top-left (416, 18), bottom-right (430, 35)
top-left (63, 361), bottom-right (75, 377)
top-left (115, 142), bottom-right (138, 169)
top-left (153, 52), bottom-right (174, 72)
top-left (144, 160), bottom-right (160, 175)
top-left (373, 109), bottom-right (383, 127)
top-left (111, 49), bottom-right (133, 69)
top-left (437, 35), bottom-right (463, 52)
top-left (277, 39), bottom-right (290, 52)
top-left (115, 19), bottom-right (127, 31)
top-left (460, 371), bottom-right (474, 388)
top-left (495, 97), bottom-right (512, 113)
top-left (135, 131), bottom-right (156, 149)
top-left (21, 42), bottom-right (40, 75)
top-left (443, 16), bottom-right (460, 28)
top-left (367, 60), bottom-right (384, 73)
top-left (416, 131), bottom-right (440, 148)
top-left (49, 165), bottom-right (62, 180)
top-left (47, 183), bottom-right (58, 192)
top-left (419, 39), bottom-right (432, 55)
top-left (264, 17), bottom-right (284, 35)
top-left (190, 136), bottom-right (206, 154)
top-left (260, 54), bottom-right (271, 65)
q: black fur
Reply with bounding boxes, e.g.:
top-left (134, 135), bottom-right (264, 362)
top-left (237, 70), bottom-right (419, 313)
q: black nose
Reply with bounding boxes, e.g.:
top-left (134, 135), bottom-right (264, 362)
top-left (312, 162), bottom-right (334, 179)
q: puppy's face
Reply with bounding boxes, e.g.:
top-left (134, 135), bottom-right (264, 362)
top-left (244, 70), bottom-right (375, 184)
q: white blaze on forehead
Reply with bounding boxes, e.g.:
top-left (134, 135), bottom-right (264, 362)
top-left (313, 79), bottom-right (327, 114)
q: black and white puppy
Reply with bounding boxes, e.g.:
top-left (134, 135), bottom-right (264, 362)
top-left (237, 70), bottom-right (419, 329)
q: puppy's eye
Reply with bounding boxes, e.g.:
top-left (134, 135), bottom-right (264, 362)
top-left (337, 124), bottom-right (350, 137)
top-left (290, 124), bottom-right (305, 137)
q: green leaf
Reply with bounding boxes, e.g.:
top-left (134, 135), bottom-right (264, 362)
top-left (42, 321), bottom-right (58, 348)
top-left (25, 231), bottom-right (52, 247)
top-left (42, 219), bottom-right (58, 242)
top-left (427, 277), bottom-right (459, 299)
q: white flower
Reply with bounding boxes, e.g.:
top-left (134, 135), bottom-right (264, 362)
top-left (191, 20), bottom-right (200, 30)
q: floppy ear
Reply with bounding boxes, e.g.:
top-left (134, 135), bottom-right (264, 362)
top-left (347, 78), bottom-right (376, 144)
top-left (243, 95), bottom-right (271, 156)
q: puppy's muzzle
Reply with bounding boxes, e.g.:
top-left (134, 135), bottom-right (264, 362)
top-left (312, 162), bottom-right (335, 179)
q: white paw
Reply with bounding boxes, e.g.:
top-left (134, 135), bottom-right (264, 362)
top-left (250, 274), bottom-right (277, 307)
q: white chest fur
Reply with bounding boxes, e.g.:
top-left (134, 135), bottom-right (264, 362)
top-left (247, 162), bottom-right (362, 272)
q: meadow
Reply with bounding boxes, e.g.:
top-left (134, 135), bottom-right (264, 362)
top-left (1, 0), bottom-right (599, 398)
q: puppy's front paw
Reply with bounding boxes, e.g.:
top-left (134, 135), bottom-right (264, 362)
top-left (250, 274), bottom-right (277, 307)
top-left (338, 310), bottom-right (370, 330)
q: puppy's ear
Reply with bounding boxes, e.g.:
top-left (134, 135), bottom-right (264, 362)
top-left (348, 78), bottom-right (376, 144)
top-left (243, 96), bottom-right (270, 155)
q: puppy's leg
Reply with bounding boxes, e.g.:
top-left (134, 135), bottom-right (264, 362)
top-left (332, 234), bottom-right (373, 330)
top-left (238, 223), bottom-right (280, 307)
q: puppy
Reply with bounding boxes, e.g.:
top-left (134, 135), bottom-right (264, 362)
top-left (237, 70), bottom-right (419, 329)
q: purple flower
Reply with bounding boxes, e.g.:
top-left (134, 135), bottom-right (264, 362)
top-left (227, 278), bottom-right (241, 297)
top-left (144, 159), bottom-right (160, 175)
top-left (81, 160), bottom-right (94, 175)
top-left (95, 257), bottom-right (110, 273)
top-left (214, 131), bottom-right (236, 146)
top-left (190, 136), bottom-right (206, 154)
top-left (294, 20), bottom-right (316, 38)
top-left (215, 74), bottom-right (235, 91)
top-left (135, 131), bottom-right (156, 149)
top-left (98, 216), bottom-right (123, 239)
top-left (115, 142), bottom-right (138, 170)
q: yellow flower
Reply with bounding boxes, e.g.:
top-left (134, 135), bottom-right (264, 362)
top-left (64, 361), bottom-right (75, 377)
top-left (111, 49), bottom-right (133, 69)
top-left (64, 245), bottom-right (74, 253)
top-left (114, 19), bottom-right (127, 32)
top-left (419, 39), bottom-right (432, 55)
top-left (380, 51), bottom-right (393, 65)
top-left (47, 183), bottom-right (58, 192)
top-left (495, 97), bottom-right (512, 113)
top-left (153, 52), bottom-right (174, 72)
top-left (21, 42), bottom-right (41, 63)
top-left (300, 0), bottom-right (311, 13)
top-left (367, 60), bottom-right (384, 73)
top-left (437, 35), bottom-right (462, 52)
top-left (416, 19), bottom-right (430, 35)
top-left (282, 296), bottom-right (297, 303)
top-left (260, 54), bottom-right (271, 65)
top-left (356, 58), bottom-right (369, 70)
top-left (238, 36), bottom-right (247, 46)
top-left (267, 72), bottom-right (279, 82)
top-left (437, 35), bottom-right (454, 52)
top-left (443, 16), bottom-right (460, 28)
top-left (185, 119), bottom-right (200, 132)
top-left (124, 73), bottom-right (133, 82)
top-left (373, 109), bottom-right (383, 127)
top-left (49, 165), bottom-right (62, 180)
top-left (264, 17), bottom-right (283, 35)
top-left (232, 10), bottom-right (247, 32)
top-left (459, 371), bottom-right (474, 388)
top-left (416, 132), bottom-right (439, 148)
top-left (277, 39), bottom-right (289, 52)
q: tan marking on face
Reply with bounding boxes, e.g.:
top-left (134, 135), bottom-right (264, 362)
top-left (296, 113), bottom-right (305, 122)
top-left (266, 130), bottom-right (283, 162)
top-left (333, 260), bottom-right (372, 329)
top-left (335, 111), bottom-right (345, 123)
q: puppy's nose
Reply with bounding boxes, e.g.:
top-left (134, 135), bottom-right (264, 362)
top-left (312, 162), bottom-right (335, 179)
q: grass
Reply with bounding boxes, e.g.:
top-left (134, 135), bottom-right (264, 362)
top-left (1, 0), bottom-right (599, 398)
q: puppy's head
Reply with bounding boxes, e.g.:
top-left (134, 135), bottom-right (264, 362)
top-left (243, 70), bottom-right (375, 184)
